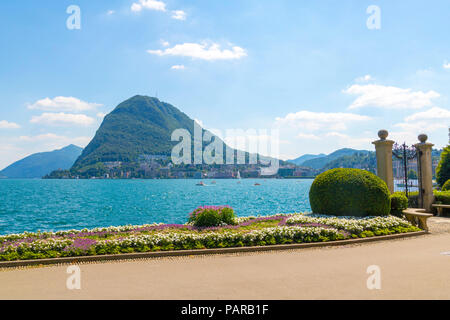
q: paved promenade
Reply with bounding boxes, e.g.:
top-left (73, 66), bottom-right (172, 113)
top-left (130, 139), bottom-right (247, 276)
top-left (1, 217), bottom-right (449, 300)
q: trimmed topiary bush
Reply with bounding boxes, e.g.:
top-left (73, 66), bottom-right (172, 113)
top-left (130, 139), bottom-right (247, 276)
top-left (188, 206), bottom-right (236, 227)
top-left (442, 179), bottom-right (450, 191)
top-left (309, 168), bottom-right (391, 217)
top-left (436, 146), bottom-right (450, 188)
top-left (390, 192), bottom-right (409, 217)
top-left (435, 191), bottom-right (450, 204)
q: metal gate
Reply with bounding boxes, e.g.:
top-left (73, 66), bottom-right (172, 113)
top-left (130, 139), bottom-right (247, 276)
top-left (392, 143), bottom-right (420, 201)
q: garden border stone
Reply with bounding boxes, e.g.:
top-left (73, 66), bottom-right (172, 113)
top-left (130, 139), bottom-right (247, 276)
top-left (0, 230), bottom-right (426, 269)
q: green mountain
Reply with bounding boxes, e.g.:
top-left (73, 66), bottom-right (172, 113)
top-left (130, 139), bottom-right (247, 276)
top-left (289, 153), bottom-right (326, 166)
top-left (68, 95), bottom-right (279, 178)
top-left (301, 148), bottom-right (370, 170)
top-left (0, 145), bottom-right (83, 179)
top-left (322, 151), bottom-right (376, 173)
top-left (72, 95), bottom-right (196, 170)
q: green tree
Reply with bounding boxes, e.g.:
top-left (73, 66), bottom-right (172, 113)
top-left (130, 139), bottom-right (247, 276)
top-left (436, 145), bottom-right (450, 187)
top-left (442, 179), bottom-right (450, 191)
top-left (407, 169), bottom-right (417, 180)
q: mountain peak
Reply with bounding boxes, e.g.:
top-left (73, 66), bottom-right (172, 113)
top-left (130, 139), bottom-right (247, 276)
top-left (72, 95), bottom-right (196, 170)
top-left (119, 95), bottom-right (161, 108)
top-left (127, 95), bottom-right (159, 102)
top-left (0, 145), bottom-right (83, 178)
top-left (61, 144), bottom-right (82, 151)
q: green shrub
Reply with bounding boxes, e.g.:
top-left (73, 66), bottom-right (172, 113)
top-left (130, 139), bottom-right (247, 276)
top-left (189, 206), bottom-right (236, 227)
top-left (309, 168), bottom-right (391, 217)
top-left (434, 191), bottom-right (450, 215)
top-left (435, 191), bottom-right (450, 204)
top-left (436, 146), bottom-right (450, 188)
top-left (390, 192), bottom-right (409, 216)
top-left (403, 190), bottom-right (449, 213)
top-left (442, 179), bottom-right (450, 191)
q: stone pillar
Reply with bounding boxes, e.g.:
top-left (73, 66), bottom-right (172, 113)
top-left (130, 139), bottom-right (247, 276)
top-left (415, 134), bottom-right (435, 212)
top-left (372, 130), bottom-right (395, 193)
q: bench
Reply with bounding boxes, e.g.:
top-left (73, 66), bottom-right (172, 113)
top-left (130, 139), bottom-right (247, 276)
top-left (432, 204), bottom-right (450, 217)
top-left (402, 209), bottom-right (433, 232)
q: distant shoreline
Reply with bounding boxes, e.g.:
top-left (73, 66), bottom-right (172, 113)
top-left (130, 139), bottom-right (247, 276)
top-left (1, 177), bottom-right (316, 181)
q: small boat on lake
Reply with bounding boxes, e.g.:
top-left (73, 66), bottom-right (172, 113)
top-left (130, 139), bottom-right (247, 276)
top-left (196, 181), bottom-right (205, 186)
top-left (237, 171), bottom-right (242, 183)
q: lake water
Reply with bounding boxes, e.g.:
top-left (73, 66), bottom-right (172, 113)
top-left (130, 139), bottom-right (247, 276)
top-left (0, 179), bottom-right (313, 235)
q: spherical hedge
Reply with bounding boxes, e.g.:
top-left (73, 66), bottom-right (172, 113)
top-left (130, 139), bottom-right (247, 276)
top-left (442, 179), bottom-right (450, 191)
top-left (309, 168), bottom-right (391, 217)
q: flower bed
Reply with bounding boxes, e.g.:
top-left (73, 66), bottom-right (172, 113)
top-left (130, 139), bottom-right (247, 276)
top-left (0, 214), bottom-right (421, 262)
top-left (285, 214), bottom-right (418, 237)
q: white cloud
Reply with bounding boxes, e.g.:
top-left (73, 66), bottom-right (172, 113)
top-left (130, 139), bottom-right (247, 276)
top-left (404, 107), bottom-right (450, 122)
top-left (30, 113), bottom-right (95, 126)
top-left (344, 84), bottom-right (440, 110)
top-left (97, 112), bottom-right (107, 118)
top-left (171, 10), bottom-right (186, 20)
top-left (443, 61), bottom-right (450, 69)
top-left (107, 10), bottom-right (115, 15)
top-left (131, 3), bottom-right (141, 12)
top-left (161, 40), bottom-right (170, 47)
top-left (131, 0), bottom-right (166, 12)
top-left (171, 65), bottom-right (185, 70)
top-left (325, 132), bottom-right (373, 148)
top-left (0, 120), bottom-right (20, 129)
top-left (390, 107), bottom-right (450, 145)
top-left (275, 110), bottom-right (371, 131)
top-left (18, 133), bottom-right (90, 145)
top-left (148, 42), bottom-right (247, 61)
top-left (393, 121), bottom-right (447, 133)
top-left (388, 127), bottom-right (434, 145)
top-left (393, 107), bottom-right (450, 136)
top-left (27, 96), bottom-right (102, 112)
top-left (355, 75), bottom-right (373, 83)
top-left (296, 133), bottom-right (320, 140)
top-left (325, 132), bottom-right (348, 139)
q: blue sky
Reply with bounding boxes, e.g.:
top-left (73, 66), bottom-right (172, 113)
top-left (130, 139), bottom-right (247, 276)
top-left (1, 0), bottom-right (449, 169)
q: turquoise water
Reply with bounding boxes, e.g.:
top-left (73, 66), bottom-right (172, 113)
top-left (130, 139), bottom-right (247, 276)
top-left (0, 179), bottom-right (312, 235)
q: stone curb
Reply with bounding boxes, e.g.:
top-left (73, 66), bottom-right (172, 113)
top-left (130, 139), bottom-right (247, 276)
top-left (0, 231), bottom-right (427, 269)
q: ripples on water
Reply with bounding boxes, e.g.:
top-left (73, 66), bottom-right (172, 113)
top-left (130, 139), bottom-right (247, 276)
top-left (0, 179), bottom-right (313, 235)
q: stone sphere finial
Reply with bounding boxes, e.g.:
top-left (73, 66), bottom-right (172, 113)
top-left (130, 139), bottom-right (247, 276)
top-left (418, 133), bottom-right (428, 143)
top-left (378, 130), bottom-right (389, 140)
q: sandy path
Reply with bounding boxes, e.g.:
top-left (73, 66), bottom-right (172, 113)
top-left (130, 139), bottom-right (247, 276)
top-left (1, 217), bottom-right (449, 300)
